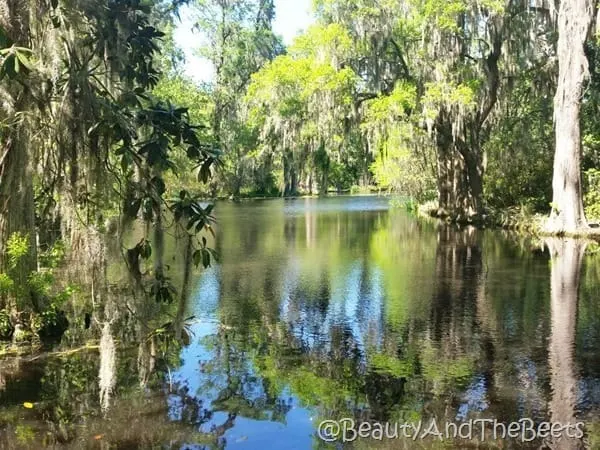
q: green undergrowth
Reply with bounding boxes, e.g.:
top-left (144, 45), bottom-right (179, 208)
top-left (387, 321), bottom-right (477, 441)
top-left (0, 233), bottom-right (75, 343)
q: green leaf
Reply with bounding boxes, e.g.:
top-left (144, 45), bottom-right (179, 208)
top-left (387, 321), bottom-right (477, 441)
top-left (151, 176), bottom-right (166, 195)
top-left (187, 146), bottom-right (200, 159)
top-left (15, 51), bottom-right (33, 71)
top-left (139, 240), bottom-right (152, 259)
top-left (202, 248), bottom-right (210, 268)
top-left (193, 250), bottom-right (202, 267)
top-left (198, 157), bottom-right (214, 183)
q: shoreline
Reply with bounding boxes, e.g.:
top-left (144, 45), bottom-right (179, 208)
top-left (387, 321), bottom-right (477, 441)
top-left (416, 202), bottom-right (600, 241)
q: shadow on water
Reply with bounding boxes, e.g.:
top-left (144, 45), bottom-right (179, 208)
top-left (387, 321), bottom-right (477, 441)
top-left (1, 196), bottom-right (600, 449)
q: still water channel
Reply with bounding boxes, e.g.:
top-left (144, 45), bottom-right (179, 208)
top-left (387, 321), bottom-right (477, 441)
top-left (1, 196), bottom-right (599, 449)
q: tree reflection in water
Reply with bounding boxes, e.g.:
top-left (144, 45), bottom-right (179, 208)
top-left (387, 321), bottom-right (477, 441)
top-left (546, 239), bottom-right (587, 450)
top-left (1, 198), bottom-right (600, 449)
top-left (167, 200), bottom-right (600, 449)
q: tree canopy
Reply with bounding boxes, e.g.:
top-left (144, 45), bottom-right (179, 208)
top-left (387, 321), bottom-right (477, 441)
top-left (152, 0), bottom-right (600, 232)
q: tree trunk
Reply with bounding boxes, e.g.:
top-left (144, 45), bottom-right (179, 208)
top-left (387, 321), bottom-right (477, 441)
top-left (435, 114), bottom-right (455, 217)
top-left (435, 117), bottom-right (484, 221)
top-left (283, 150), bottom-right (297, 197)
top-left (175, 233), bottom-right (193, 341)
top-left (0, 137), bottom-right (36, 265)
top-left (361, 140), bottom-right (372, 187)
top-left (545, 0), bottom-right (594, 234)
top-left (232, 148), bottom-right (242, 197)
top-left (456, 142), bottom-right (484, 220)
top-left (0, 1), bottom-right (37, 276)
top-left (153, 210), bottom-right (165, 279)
top-left (319, 165), bottom-right (329, 197)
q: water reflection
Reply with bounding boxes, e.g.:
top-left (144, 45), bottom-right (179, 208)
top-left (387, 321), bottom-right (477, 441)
top-left (0, 218), bottom-right (207, 448)
top-left (98, 321), bottom-right (116, 412)
top-left (167, 198), bottom-right (600, 449)
top-left (0, 197), bottom-right (599, 449)
top-left (547, 239), bottom-right (587, 450)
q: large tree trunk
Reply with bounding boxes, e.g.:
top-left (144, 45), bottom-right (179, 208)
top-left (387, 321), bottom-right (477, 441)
top-left (283, 149), bottom-right (298, 197)
top-left (174, 233), bottom-right (193, 341)
top-left (0, 136), bottom-right (37, 273)
top-left (545, 0), bottom-right (594, 234)
top-left (457, 142), bottom-right (484, 220)
top-left (0, 1), bottom-right (37, 276)
top-left (360, 139), bottom-right (372, 188)
top-left (319, 163), bottom-right (329, 197)
top-left (436, 117), bottom-right (455, 217)
top-left (435, 115), bottom-right (484, 221)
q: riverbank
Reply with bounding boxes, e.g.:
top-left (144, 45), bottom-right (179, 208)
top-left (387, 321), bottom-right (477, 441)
top-left (416, 200), bottom-right (600, 240)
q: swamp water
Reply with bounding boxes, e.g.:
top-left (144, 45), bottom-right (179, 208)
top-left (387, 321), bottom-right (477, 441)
top-left (1, 196), bottom-right (599, 449)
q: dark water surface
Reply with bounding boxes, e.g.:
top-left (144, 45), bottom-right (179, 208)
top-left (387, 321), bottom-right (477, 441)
top-left (1, 196), bottom-right (600, 449)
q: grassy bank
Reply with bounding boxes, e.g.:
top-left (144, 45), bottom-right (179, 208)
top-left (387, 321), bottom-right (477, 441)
top-left (412, 200), bottom-right (600, 240)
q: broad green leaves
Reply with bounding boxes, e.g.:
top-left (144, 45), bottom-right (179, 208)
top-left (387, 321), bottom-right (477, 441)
top-left (168, 190), bottom-right (219, 274)
top-left (409, 0), bottom-right (504, 32)
top-left (421, 80), bottom-right (478, 123)
top-left (0, 46), bottom-right (34, 80)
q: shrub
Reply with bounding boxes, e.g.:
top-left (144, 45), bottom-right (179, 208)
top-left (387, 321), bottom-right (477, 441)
top-left (584, 168), bottom-right (600, 221)
top-left (6, 232), bottom-right (29, 268)
top-left (0, 309), bottom-right (13, 340)
top-left (0, 273), bottom-right (14, 294)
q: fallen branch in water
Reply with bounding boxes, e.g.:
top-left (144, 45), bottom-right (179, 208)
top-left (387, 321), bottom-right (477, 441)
top-left (0, 341), bottom-right (129, 364)
top-left (24, 344), bottom-right (101, 362)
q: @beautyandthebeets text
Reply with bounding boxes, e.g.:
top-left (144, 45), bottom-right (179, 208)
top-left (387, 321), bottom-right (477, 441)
top-left (317, 418), bottom-right (585, 443)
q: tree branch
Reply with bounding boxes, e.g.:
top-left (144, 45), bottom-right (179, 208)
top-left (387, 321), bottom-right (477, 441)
top-left (355, 92), bottom-right (379, 107)
top-left (388, 38), bottom-right (411, 80)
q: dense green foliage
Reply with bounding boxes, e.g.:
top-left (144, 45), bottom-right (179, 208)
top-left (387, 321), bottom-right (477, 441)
top-left (143, 0), bottom-right (599, 227)
top-left (0, 0), bottom-right (217, 340)
top-left (1, 2), bottom-right (599, 447)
